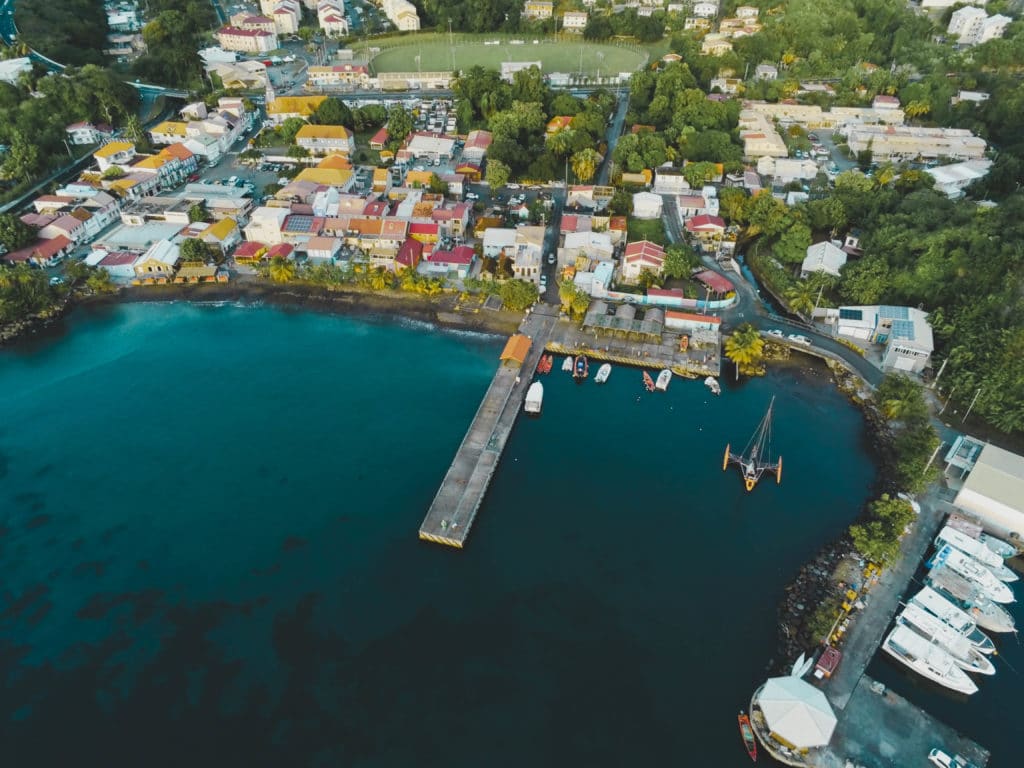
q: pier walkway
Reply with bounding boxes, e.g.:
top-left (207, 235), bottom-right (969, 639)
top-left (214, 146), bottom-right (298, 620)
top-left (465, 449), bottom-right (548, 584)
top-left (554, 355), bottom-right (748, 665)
top-left (419, 307), bottom-right (557, 548)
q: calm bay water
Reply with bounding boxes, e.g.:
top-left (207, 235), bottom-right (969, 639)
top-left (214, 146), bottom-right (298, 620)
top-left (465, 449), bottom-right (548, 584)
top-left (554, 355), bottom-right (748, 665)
top-left (0, 302), bottom-right (886, 766)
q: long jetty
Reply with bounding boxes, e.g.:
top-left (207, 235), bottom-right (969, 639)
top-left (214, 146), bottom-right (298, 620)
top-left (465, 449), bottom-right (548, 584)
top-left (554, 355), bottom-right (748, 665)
top-left (419, 308), bottom-right (556, 548)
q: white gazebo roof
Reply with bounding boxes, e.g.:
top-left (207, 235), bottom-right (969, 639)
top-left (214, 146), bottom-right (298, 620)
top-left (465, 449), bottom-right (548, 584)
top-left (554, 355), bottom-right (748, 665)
top-left (757, 676), bottom-right (837, 749)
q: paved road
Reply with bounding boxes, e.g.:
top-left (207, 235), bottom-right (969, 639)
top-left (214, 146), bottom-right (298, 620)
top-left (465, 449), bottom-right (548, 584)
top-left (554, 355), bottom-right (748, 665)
top-left (596, 91), bottom-right (628, 187)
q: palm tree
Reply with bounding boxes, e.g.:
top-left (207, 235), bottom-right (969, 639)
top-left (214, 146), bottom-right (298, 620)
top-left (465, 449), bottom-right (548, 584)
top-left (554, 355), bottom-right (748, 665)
top-left (368, 267), bottom-right (393, 291)
top-left (570, 148), bottom-right (602, 183)
top-left (570, 289), bottom-right (591, 319)
top-left (268, 256), bottom-right (296, 283)
top-left (785, 281), bottom-right (816, 317)
top-left (724, 323), bottom-right (765, 380)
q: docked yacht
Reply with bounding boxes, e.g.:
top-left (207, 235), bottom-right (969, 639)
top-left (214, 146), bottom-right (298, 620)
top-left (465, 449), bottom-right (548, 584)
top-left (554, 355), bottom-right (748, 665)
top-left (524, 382), bottom-right (543, 414)
top-left (929, 545), bottom-right (1015, 604)
top-left (881, 625), bottom-right (979, 695)
top-left (936, 527), bottom-right (1018, 582)
top-left (897, 604), bottom-right (995, 675)
top-left (928, 566), bottom-right (1017, 633)
top-left (562, 356), bottom-right (574, 372)
top-left (655, 369), bottom-right (672, 391)
top-left (594, 363), bottom-right (611, 384)
top-left (909, 586), bottom-right (996, 655)
top-left (705, 376), bottom-right (721, 395)
top-left (980, 532), bottom-right (1016, 559)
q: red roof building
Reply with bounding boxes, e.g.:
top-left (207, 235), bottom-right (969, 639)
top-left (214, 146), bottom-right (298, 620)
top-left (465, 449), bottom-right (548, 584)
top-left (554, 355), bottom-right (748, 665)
top-left (693, 269), bottom-right (734, 293)
top-left (621, 240), bottom-right (666, 280)
top-left (2, 235), bottom-right (72, 266)
top-left (265, 243), bottom-right (294, 260)
top-left (395, 238), bottom-right (423, 270)
top-left (685, 214), bottom-right (726, 233)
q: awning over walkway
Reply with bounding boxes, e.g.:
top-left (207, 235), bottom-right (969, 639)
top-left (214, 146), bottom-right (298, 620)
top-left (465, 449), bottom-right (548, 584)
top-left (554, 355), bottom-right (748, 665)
top-left (756, 676), bottom-right (837, 750)
top-left (499, 334), bottom-right (532, 366)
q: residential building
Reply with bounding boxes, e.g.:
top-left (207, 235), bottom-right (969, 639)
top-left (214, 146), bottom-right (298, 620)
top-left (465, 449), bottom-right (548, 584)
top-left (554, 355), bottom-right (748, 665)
top-left (381, 0), bottom-right (420, 30)
top-left (265, 96), bottom-right (327, 125)
top-left (738, 111), bottom-right (788, 159)
top-left (831, 305), bottom-right (934, 373)
top-left (424, 245), bottom-right (475, 279)
top-left (307, 64), bottom-right (370, 87)
top-left (133, 239), bottom-right (181, 279)
top-left (692, 2), bottom-right (718, 18)
top-left (735, 5), bottom-right (759, 18)
top-left (523, 1), bottom-right (553, 19)
top-left (754, 64), bottom-right (778, 81)
top-left (632, 191), bottom-right (663, 219)
top-left (653, 168), bottom-right (691, 195)
top-left (948, 7), bottom-right (1010, 45)
top-left (1, 236), bottom-right (73, 267)
top-left (398, 133), bottom-right (456, 162)
top-left (676, 193), bottom-right (708, 219)
top-left (684, 17), bottom-right (713, 31)
top-left (872, 95), bottom-right (901, 110)
top-left (316, 0), bottom-right (350, 36)
top-left (462, 130), bottom-right (493, 163)
top-left (756, 156), bottom-right (819, 184)
top-left (482, 227), bottom-right (517, 258)
top-left (269, 0), bottom-right (302, 34)
top-left (93, 141), bottom-right (137, 173)
top-left (801, 241), bottom-right (847, 279)
top-left (621, 240), bottom-right (665, 281)
top-left (685, 214), bottom-right (726, 250)
top-left (295, 124), bottom-right (356, 156)
top-left (562, 11), bottom-right (588, 31)
top-left (238, 14), bottom-right (276, 33)
top-left (304, 236), bottom-right (342, 263)
top-left (86, 249), bottom-right (139, 280)
top-left (701, 34), bottom-right (733, 56)
top-left (546, 116), bottom-right (574, 137)
top-left (201, 217), bottom-right (242, 252)
top-left (929, 159), bottom-right (992, 199)
top-left (846, 125), bottom-right (986, 162)
top-left (710, 75), bottom-right (743, 94)
top-left (216, 26), bottom-right (278, 53)
top-left (244, 206), bottom-right (289, 244)
top-left (511, 225), bottom-right (544, 285)
top-left (65, 122), bottom-right (113, 146)
top-left (559, 230), bottom-right (613, 265)
top-left (951, 90), bottom-right (990, 106)
top-left (744, 101), bottom-right (905, 130)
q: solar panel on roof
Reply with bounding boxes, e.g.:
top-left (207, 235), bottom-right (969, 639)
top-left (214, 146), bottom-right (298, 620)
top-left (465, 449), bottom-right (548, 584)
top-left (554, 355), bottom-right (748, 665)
top-left (891, 319), bottom-right (915, 340)
top-left (286, 215), bottom-right (314, 232)
top-left (839, 308), bottom-right (863, 320)
top-left (879, 305), bottom-right (909, 319)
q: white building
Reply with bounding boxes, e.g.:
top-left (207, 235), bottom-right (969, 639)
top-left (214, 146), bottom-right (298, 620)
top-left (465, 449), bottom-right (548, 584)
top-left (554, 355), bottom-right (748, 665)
top-left (757, 156), bottom-right (819, 184)
top-left (692, 2), bottom-right (718, 18)
top-left (833, 305), bottom-right (934, 373)
top-left (922, 0), bottom-right (987, 7)
top-left (562, 11), bottom-right (588, 31)
top-left (0, 57), bottom-right (32, 85)
top-left (846, 125), bottom-right (986, 162)
top-left (948, 7), bottom-right (1011, 45)
top-left (952, 444), bottom-right (1024, 538)
top-left (216, 26), bottom-right (278, 54)
top-left (632, 191), bottom-right (663, 219)
top-left (928, 159), bottom-right (992, 199)
top-left (801, 241), bottom-right (847, 279)
top-left (754, 64), bottom-right (778, 81)
top-left (381, 0), bottom-right (420, 30)
top-left (482, 227), bottom-right (517, 258)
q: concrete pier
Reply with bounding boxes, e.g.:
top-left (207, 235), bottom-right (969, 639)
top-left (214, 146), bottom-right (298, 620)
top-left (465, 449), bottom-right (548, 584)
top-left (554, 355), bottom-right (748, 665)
top-left (419, 308), bottom-right (556, 548)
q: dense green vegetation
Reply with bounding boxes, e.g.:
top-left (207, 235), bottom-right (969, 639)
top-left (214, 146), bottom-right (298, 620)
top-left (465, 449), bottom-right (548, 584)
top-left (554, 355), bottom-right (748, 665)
top-left (849, 494), bottom-right (918, 565)
top-left (133, 0), bottom-right (218, 90)
top-left (872, 373), bottom-right (940, 493)
top-left (14, 0), bottom-right (108, 67)
top-left (453, 66), bottom-right (615, 181)
top-left (0, 66), bottom-right (138, 189)
top-left (414, 0), bottom-right (523, 33)
top-left (0, 264), bottom-right (61, 324)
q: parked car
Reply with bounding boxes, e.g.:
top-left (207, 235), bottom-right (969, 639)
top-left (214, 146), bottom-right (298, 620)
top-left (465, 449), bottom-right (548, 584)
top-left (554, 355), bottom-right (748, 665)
top-left (465, 192), bottom-right (478, 200)
top-left (807, 133), bottom-right (819, 142)
top-left (766, 329), bottom-right (784, 337)
top-left (928, 750), bottom-right (973, 768)
top-left (506, 183), bottom-right (521, 190)
top-left (547, 253), bottom-right (555, 265)
top-left (787, 333), bottom-right (812, 346)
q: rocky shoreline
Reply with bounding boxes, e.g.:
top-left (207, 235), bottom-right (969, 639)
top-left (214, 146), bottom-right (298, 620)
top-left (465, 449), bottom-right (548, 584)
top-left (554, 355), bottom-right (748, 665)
top-left (768, 360), bottom-right (901, 674)
top-left (0, 280), bottom-right (524, 348)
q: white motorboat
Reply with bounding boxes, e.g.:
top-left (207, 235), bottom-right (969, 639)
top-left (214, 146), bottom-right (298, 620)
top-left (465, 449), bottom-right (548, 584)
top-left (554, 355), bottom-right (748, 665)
top-left (594, 363), bottom-right (611, 384)
top-left (928, 567), bottom-right (1016, 633)
top-left (704, 376), bottom-right (721, 395)
top-left (562, 356), bottom-right (574, 372)
top-left (980, 532), bottom-right (1017, 559)
top-left (881, 626), bottom-right (978, 695)
top-left (524, 382), bottom-right (543, 414)
top-left (937, 526), bottom-right (1005, 569)
top-left (937, 525), bottom-right (1019, 582)
top-left (655, 369), bottom-right (672, 392)
top-left (896, 603), bottom-right (996, 675)
top-left (930, 544), bottom-right (1015, 604)
top-left (909, 586), bottom-right (996, 654)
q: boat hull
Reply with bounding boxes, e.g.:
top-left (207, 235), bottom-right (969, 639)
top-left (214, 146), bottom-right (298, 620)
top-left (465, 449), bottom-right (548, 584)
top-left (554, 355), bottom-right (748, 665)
top-left (882, 627), bottom-right (978, 695)
top-left (737, 712), bottom-right (757, 762)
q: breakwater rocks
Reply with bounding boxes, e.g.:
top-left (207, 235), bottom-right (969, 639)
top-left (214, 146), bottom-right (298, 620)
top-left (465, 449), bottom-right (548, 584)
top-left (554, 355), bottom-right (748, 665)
top-left (0, 298), bottom-right (70, 347)
top-left (771, 535), bottom-right (856, 674)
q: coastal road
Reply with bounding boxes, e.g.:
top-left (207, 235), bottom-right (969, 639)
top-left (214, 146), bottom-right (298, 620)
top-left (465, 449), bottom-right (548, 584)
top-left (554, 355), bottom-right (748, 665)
top-left (662, 199), bottom-right (884, 387)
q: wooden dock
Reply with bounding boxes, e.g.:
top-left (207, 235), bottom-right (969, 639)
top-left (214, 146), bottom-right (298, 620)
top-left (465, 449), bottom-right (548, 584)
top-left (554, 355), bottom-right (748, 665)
top-left (419, 310), bottom-right (556, 548)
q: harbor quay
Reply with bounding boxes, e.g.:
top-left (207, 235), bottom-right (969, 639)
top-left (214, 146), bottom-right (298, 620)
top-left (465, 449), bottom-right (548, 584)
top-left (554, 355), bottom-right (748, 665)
top-left (419, 309), bottom-right (722, 547)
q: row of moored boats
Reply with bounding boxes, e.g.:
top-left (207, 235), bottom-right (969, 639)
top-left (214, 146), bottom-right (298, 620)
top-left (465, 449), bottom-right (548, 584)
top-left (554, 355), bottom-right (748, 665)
top-left (526, 355), bottom-right (722, 414)
top-left (881, 516), bottom-right (1018, 695)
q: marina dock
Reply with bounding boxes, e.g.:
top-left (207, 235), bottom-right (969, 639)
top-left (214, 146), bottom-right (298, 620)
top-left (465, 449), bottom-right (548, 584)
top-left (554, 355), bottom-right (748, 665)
top-left (419, 308), bottom-right (556, 548)
top-left (816, 490), bottom-right (989, 767)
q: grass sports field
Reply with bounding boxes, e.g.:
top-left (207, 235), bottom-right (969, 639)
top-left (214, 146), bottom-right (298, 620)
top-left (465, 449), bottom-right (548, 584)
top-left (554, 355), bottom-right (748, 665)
top-left (366, 35), bottom-right (647, 78)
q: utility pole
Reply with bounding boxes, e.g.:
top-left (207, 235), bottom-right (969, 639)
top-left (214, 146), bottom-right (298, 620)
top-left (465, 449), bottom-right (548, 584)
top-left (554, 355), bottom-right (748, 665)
top-left (922, 440), bottom-right (944, 477)
top-left (938, 384), bottom-right (956, 416)
top-left (962, 387), bottom-right (982, 423)
top-left (931, 357), bottom-right (949, 389)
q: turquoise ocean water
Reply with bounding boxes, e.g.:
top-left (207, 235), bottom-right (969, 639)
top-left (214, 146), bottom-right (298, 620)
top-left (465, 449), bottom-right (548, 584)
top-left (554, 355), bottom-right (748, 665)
top-left (1, 301), bottom-right (892, 765)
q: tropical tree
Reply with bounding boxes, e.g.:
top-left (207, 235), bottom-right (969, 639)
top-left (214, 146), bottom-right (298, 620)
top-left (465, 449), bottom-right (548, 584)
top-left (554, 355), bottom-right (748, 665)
top-left (187, 202), bottom-right (209, 223)
top-left (724, 323), bottom-right (765, 380)
top-left (268, 255), bottom-right (296, 283)
top-left (180, 238), bottom-right (209, 264)
top-left (569, 288), bottom-right (591, 319)
top-left (784, 280), bottom-right (817, 318)
top-left (663, 244), bottom-right (699, 280)
top-left (367, 267), bottom-right (394, 291)
top-left (485, 159), bottom-right (511, 190)
top-left (0, 213), bottom-right (36, 251)
top-left (498, 279), bottom-right (539, 311)
top-left (570, 148), bottom-right (602, 183)
top-left (240, 148), bottom-right (263, 165)
top-left (287, 145), bottom-right (310, 159)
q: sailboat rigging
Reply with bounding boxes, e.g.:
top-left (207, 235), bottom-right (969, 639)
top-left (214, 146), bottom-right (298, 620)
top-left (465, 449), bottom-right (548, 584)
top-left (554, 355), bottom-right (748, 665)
top-left (723, 396), bottom-right (783, 491)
